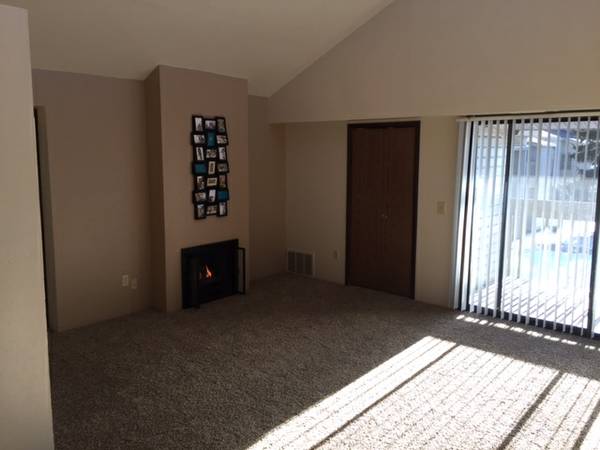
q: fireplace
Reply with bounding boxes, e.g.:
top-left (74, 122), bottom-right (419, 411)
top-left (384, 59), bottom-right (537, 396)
top-left (181, 239), bottom-right (245, 308)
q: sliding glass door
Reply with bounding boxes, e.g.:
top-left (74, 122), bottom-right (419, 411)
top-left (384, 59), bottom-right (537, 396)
top-left (455, 114), bottom-right (600, 337)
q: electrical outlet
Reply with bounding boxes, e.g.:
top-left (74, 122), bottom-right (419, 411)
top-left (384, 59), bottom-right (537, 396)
top-left (121, 274), bottom-right (129, 287)
top-left (131, 277), bottom-right (138, 290)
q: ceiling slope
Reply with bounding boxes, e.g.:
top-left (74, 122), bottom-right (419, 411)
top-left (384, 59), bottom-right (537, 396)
top-left (5, 0), bottom-right (393, 96)
top-left (268, 0), bottom-right (600, 123)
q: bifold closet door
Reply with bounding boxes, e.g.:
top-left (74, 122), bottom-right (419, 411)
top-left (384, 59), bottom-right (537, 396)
top-left (347, 123), bottom-right (419, 298)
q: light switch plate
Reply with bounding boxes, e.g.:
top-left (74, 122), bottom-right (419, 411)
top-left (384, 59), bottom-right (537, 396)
top-left (121, 274), bottom-right (129, 287)
top-left (436, 201), bottom-right (447, 215)
top-left (131, 277), bottom-right (138, 290)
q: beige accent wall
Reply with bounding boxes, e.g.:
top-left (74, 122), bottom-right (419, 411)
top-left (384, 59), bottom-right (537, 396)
top-left (248, 96), bottom-right (286, 280)
top-left (147, 66), bottom-right (250, 311)
top-left (269, 0), bottom-right (600, 123)
top-left (285, 122), bottom-right (348, 284)
top-left (0, 5), bottom-right (54, 448)
top-left (415, 117), bottom-right (459, 307)
top-left (32, 69), bottom-right (151, 331)
top-left (284, 118), bottom-right (458, 307)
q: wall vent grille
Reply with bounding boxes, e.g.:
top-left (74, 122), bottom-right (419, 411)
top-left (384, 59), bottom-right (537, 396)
top-left (287, 250), bottom-right (315, 277)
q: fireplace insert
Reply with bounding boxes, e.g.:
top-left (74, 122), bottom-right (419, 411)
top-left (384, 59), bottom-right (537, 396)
top-left (181, 239), bottom-right (245, 308)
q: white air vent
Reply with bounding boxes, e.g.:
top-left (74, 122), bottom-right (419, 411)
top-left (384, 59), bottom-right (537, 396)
top-left (287, 250), bottom-right (315, 277)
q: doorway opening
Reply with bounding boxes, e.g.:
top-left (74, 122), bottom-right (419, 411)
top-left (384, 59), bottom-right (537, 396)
top-left (34, 107), bottom-right (57, 331)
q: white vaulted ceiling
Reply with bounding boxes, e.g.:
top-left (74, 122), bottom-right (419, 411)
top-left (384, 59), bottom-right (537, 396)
top-left (5, 0), bottom-right (393, 96)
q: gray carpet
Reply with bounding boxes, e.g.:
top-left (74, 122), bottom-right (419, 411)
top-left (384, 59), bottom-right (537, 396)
top-left (49, 274), bottom-right (600, 449)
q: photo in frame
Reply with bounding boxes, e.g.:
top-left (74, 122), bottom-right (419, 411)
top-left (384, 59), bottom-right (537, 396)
top-left (208, 161), bottom-right (216, 175)
top-left (195, 175), bottom-right (206, 190)
top-left (193, 190), bottom-right (207, 204)
top-left (218, 201), bottom-right (228, 217)
top-left (205, 118), bottom-right (217, 130)
top-left (195, 203), bottom-right (206, 219)
top-left (216, 117), bottom-right (227, 134)
top-left (216, 134), bottom-right (228, 145)
top-left (218, 146), bottom-right (227, 161)
top-left (192, 133), bottom-right (205, 145)
top-left (217, 190), bottom-right (229, 202)
top-left (207, 177), bottom-right (218, 187)
top-left (206, 148), bottom-right (218, 159)
top-left (192, 115), bottom-right (204, 132)
top-left (194, 146), bottom-right (205, 162)
top-left (217, 162), bottom-right (229, 174)
top-left (218, 174), bottom-right (227, 189)
top-left (208, 189), bottom-right (217, 203)
top-left (192, 162), bottom-right (207, 175)
top-left (207, 204), bottom-right (218, 216)
top-left (206, 131), bottom-right (217, 148)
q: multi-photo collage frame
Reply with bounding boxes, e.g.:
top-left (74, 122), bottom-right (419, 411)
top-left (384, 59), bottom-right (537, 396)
top-left (191, 115), bottom-right (229, 219)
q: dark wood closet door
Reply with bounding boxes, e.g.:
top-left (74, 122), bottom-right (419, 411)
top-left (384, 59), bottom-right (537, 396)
top-left (346, 122), bottom-right (419, 298)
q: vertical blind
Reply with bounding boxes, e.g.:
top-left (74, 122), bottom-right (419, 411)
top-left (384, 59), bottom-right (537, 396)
top-left (454, 113), bottom-right (600, 338)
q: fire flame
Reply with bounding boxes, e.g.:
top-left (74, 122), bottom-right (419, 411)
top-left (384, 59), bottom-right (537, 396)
top-left (204, 265), bottom-right (213, 279)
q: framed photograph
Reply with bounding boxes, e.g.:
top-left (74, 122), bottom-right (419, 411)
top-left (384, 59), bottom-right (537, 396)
top-left (194, 203), bottom-right (206, 220)
top-left (217, 189), bottom-right (229, 202)
top-left (208, 189), bottom-right (217, 203)
top-left (207, 177), bottom-right (218, 187)
top-left (206, 148), bottom-right (218, 159)
top-left (194, 146), bottom-right (205, 162)
top-left (207, 204), bottom-right (218, 216)
top-left (217, 162), bottom-right (229, 174)
top-left (192, 133), bottom-right (205, 145)
top-left (205, 118), bottom-right (217, 131)
top-left (218, 174), bottom-right (227, 189)
top-left (218, 201), bottom-right (228, 217)
top-left (216, 134), bottom-right (228, 145)
top-left (208, 161), bottom-right (216, 175)
top-left (192, 162), bottom-right (207, 175)
top-left (192, 190), bottom-right (207, 203)
top-left (206, 131), bottom-right (217, 148)
top-left (216, 117), bottom-right (227, 134)
top-left (195, 175), bottom-right (206, 190)
top-left (218, 146), bottom-right (227, 161)
top-left (192, 115), bottom-right (204, 132)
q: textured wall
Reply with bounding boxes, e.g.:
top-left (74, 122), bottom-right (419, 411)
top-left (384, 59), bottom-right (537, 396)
top-left (414, 117), bottom-right (459, 307)
top-left (248, 96), bottom-right (286, 280)
top-left (32, 69), bottom-right (151, 331)
top-left (0, 5), bottom-right (54, 448)
top-left (285, 122), bottom-right (348, 284)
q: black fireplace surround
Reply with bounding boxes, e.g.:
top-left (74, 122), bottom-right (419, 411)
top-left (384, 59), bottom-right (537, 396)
top-left (181, 239), bottom-right (245, 308)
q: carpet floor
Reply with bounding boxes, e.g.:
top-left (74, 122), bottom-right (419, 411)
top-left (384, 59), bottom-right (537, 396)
top-left (49, 274), bottom-right (600, 449)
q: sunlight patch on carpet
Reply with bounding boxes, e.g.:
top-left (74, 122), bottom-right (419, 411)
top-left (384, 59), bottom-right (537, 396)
top-left (455, 314), bottom-right (600, 351)
top-left (249, 335), bottom-right (600, 450)
top-left (248, 336), bottom-right (455, 449)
